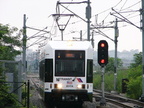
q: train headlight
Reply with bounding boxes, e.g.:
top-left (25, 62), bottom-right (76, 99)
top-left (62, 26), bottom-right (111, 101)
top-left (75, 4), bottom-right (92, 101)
top-left (55, 83), bottom-right (63, 89)
top-left (77, 84), bottom-right (85, 89)
top-left (77, 84), bottom-right (82, 89)
top-left (57, 84), bottom-right (63, 89)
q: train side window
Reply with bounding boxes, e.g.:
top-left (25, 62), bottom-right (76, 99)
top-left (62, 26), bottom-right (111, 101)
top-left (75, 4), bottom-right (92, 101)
top-left (39, 60), bottom-right (45, 81)
top-left (45, 59), bottom-right (53, 82)
top-left (87, 60), bottom-right (93, 83)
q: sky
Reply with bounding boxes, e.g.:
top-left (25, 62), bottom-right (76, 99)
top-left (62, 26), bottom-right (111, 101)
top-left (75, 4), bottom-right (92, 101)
top-left (0, 0), bottom-right (142, 52)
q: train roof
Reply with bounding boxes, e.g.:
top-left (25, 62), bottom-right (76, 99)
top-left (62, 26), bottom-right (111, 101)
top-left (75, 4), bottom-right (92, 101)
top-left (44, 41), bottom-right (93, 50)
top-left (39, 41), bottom-right (93, 60)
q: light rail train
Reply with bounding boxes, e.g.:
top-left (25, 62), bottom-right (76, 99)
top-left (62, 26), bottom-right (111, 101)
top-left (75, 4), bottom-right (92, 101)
top-left (39, 41), bottom-right (93, 107)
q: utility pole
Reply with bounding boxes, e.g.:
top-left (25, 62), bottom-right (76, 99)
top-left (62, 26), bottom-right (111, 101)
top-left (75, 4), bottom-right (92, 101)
top-left (141, 0), bottom-right (144, 101)
top-left (91, 30), bottom-right (94, 48)
top-left (86, 0), bottom-right (91, 41)
top-left (114, 18), bottom-right (119, 91)
top-left (23, 14), bottom-right (27, 80)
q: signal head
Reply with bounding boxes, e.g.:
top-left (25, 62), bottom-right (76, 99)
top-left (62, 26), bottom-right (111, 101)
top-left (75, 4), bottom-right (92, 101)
top-left (98, 40), bottom-right (108, 67)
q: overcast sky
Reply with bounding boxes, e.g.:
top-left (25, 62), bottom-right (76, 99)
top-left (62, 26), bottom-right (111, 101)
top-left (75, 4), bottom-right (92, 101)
top-left (0, 0), bottom-right (142, 52)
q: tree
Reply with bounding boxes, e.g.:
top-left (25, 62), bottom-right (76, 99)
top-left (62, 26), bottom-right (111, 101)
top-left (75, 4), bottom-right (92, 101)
top-left (0, 24), bottom-right (22, 60)
top-left (105, 57), bottom-right (123, 72)
top-left (0, 24), bottom-right (22, 107)
top-left (127, 65), bottom-right (142, 99)
top-left (126, 52), bottom-right (142, 99)
top-left (129, 52), bottom-right (142, 68)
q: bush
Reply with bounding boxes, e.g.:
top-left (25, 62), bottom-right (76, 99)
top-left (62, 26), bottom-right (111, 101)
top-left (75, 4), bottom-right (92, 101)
top-left (104, 73), bottom-right (114, 91)
top-left (93, 69), bottom-right (129, 92)
top-left (0, 82), bottom-right (17, 107)
top-left (116, 69), bottom-right (129, 93)
top-left (127, 76), bottom-right (142, 99)
top-left (93, 72), bottom-right (114, 91)
top-left (126, 65), bottom-right (142, 99)
top-left (93, 73), bottom-right (101, 89)
top-left (93, 65), bottom-right (143, 99)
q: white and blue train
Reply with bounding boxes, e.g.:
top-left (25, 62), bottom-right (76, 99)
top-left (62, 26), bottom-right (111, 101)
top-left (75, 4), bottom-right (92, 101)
top-left (39, 41), bottom-right (93, 107)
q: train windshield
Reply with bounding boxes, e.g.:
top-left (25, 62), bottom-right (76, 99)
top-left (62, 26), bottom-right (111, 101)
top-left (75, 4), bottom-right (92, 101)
top-left (55, 50), bottom-right (85, 76)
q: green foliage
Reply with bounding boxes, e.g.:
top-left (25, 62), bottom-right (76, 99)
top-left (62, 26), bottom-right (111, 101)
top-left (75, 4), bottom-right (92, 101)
top-left (93, 69), bottom-right (129, 92)
top-left (93, 72), bottom-right (114, 91)
top-left (126, 65), bottom-right (142, 99)
top-left (93, 73), bottom-right (101, 89)
top-left (0, 79), bottom-right (17, 107)
top-left (0, 24), bottom-right (22, 107)
top-left (129, 52), bottom-right (142, 68)
top-left (116, 69), bottom-right (129, 93)
top-left (105, 57), bottom-right (123, 72)
top-left (127, 76), bottom-right (142, 99)
top-left (104, 73), bottom-right (114, 91)
top-left (0, 24), bottom-right (22, 60)
top-left (93, 52), bottom-right (143, 100)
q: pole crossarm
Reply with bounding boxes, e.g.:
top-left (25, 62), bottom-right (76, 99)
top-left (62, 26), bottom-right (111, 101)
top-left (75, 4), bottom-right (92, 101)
top-left (91, 25), bottom-right (114, 29)
top-left (57, 1), bottom-right (88, 4)
top-left (91, 24), bottom-right (115, 42)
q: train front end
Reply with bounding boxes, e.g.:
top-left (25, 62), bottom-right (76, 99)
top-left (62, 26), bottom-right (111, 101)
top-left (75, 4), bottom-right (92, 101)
top-left (39, 41), bottom-right (93, 106)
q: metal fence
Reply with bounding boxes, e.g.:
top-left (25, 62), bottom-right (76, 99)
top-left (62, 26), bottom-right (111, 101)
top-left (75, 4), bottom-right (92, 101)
top-left (0, 60), bottom-right (30, 108)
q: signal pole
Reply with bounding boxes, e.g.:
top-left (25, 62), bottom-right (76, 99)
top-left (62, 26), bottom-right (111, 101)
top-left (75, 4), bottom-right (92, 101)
top-left (100, 67), bottom-right (106, 106)
top-left (98, 40), bottom-right (108, 106)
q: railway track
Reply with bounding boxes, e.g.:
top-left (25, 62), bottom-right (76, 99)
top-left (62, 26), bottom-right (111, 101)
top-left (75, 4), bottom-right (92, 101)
top-left (93, 89), bottom-right (144, 108)
top-left (27, 74), bottom-right (47, 108)
top-left (28, 74), bottom-right (144, 108)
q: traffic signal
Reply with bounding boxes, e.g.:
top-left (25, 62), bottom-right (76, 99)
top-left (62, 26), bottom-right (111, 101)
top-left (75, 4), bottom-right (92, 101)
top-left (98, 40), bottom-right (108, 67)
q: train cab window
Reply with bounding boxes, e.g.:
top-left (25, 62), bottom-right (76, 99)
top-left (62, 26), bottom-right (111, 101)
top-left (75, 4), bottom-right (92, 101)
top-left (55, 50), bottom-right (85, 76)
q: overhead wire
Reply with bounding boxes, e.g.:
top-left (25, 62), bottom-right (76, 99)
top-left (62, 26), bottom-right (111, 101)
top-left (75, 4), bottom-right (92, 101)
top-left (50, 0), bottom-right (141, 41)
top-left (92, 0), bottom-right (123, 27)
top-left (95, 0), bottom-right (141, 30)
top-left (92, 0), bottom-right (122, 17)
top-left (119, 0), bottom-right (128, 11)
top-left (27, 35), bottom-right (48, 48)
top-left (120, 1), bottom-right (141, 11)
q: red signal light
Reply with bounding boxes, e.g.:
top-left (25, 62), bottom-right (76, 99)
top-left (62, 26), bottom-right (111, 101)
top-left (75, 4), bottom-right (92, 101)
top-left (101, 43), bottom-right (105, 47)
top-left (101, 59), bottom-right (105, 64)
